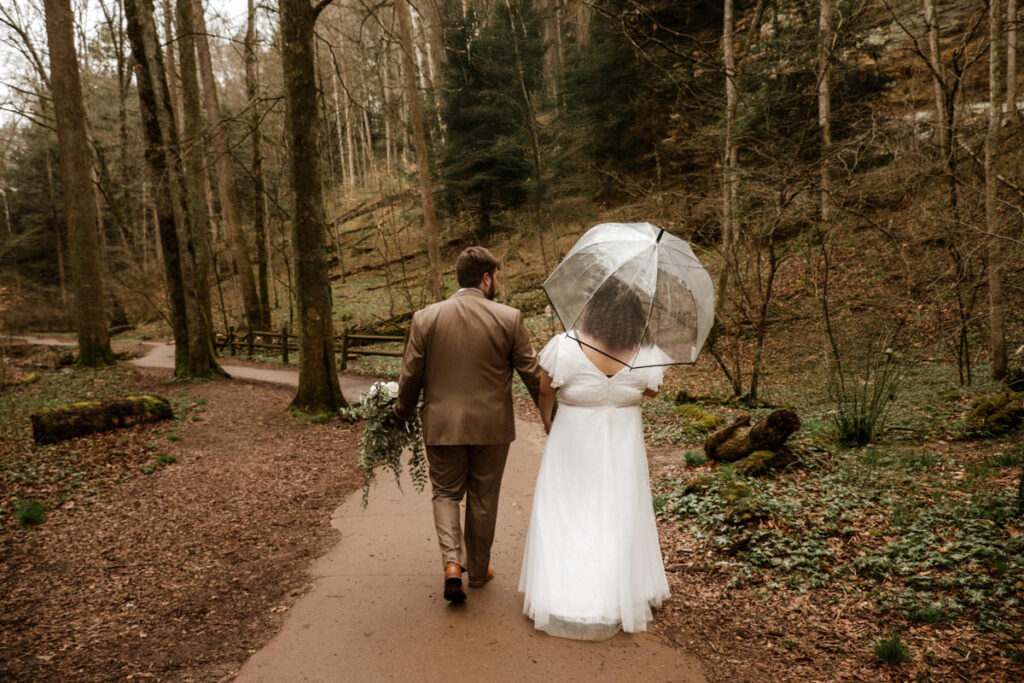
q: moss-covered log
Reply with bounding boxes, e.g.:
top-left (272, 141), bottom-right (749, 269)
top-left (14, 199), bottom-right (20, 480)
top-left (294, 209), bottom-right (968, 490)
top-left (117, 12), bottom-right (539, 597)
top-left (704, 409), bottom-right (801, 462)
top-left (965, 392), bottom-right (1024, 435)
top-left (733, 447), bottom-right (795, 477)
top-left (30, 395), bottom-right (173, 444)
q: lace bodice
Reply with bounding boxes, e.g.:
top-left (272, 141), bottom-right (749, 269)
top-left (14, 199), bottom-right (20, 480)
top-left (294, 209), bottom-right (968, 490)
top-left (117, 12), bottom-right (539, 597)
top-left (538, 333), bottom-right (665, 407)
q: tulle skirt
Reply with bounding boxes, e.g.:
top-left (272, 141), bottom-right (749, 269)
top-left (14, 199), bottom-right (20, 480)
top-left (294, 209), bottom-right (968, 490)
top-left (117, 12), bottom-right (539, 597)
top-left (519, 403), bottom-right (670, 640)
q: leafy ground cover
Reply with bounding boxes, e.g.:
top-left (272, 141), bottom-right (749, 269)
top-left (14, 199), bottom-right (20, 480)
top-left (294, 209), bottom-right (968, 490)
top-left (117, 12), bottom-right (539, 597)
top-left (0, 357), bottom-right (364, 681)
top-left (643, 355), bottom-right (1024, 680)
top-left (0, 349), bottom-right (203, 529)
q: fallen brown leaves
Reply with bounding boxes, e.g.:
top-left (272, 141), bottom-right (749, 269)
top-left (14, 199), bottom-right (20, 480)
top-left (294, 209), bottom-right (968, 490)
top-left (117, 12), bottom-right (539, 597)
top-left (649, 446), bottom-right (1024, 683)
top-left (1, 366), bottom-right (363, 681)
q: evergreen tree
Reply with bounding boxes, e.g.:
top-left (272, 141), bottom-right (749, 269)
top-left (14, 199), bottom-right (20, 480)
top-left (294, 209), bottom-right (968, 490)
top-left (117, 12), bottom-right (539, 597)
top-left (439, 0), bottom-right (543, 235)
top-left (554, 0), bottom-right (721, 202)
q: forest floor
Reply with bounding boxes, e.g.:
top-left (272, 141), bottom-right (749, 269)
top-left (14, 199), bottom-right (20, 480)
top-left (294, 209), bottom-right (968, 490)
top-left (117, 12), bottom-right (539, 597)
top-left (1, 333), bottom-right (1023, 681)
top-left (0, 341), bottom-right (368, 681)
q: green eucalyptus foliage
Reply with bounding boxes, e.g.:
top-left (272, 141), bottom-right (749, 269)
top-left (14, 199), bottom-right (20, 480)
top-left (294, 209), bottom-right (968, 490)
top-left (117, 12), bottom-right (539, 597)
top-left (357, 383), bottom-right (426, 507)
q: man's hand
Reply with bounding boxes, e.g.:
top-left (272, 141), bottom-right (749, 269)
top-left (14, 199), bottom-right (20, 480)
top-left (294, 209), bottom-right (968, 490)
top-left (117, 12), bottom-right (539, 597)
top-left (392, 404), bottom-right (404, 420)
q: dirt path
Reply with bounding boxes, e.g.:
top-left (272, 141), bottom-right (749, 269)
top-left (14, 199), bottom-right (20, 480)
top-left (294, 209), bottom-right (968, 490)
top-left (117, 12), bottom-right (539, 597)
top-left (236, 418), bottom-right (705, 683)
top-left (10, 336), bottom-right (706, 681)
top-left (14, 336), bottom-right (373, 402)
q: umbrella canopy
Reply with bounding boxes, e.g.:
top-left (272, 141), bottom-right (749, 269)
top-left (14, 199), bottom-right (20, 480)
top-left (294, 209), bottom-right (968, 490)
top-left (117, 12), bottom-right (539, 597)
top-left (542, 222), bottom-right (715, 368)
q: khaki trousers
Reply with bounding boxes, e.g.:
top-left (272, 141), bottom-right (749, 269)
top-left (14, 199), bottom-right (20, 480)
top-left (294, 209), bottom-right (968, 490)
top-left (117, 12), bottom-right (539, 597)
top-left (425, 443), bottom-right (510, 578)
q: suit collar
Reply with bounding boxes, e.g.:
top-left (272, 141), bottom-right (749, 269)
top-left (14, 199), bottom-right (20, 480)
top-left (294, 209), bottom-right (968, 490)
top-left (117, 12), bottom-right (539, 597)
top-left (452, 288), bottom-right (486, 299)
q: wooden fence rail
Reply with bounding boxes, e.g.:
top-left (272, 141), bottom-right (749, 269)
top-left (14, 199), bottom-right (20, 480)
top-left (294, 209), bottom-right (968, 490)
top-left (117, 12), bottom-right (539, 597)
top-left (215, 327), bottom-right (406, 370)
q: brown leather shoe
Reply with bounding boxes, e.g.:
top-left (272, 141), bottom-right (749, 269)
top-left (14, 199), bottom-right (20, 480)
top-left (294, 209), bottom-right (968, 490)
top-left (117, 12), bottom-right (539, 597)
top-left (443, 563), bottom-right (466, 603)
top-left (468, 566), bottom-right (494, 588)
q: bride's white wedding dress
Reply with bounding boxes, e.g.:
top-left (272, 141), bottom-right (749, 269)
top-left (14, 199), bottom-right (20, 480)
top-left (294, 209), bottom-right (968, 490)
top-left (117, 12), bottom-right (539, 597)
top-left (519, 333), bottom-right (670, 640)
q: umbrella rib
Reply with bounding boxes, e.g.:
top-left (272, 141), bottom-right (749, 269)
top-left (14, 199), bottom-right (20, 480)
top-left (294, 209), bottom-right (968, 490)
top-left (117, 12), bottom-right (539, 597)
top-left (545, 242), bottom-right (653, 333)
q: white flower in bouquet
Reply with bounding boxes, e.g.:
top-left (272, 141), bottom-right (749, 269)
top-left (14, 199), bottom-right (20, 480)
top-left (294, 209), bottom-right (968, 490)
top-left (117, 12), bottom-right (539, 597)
top-left (356, 381), bottom-right (425, 507)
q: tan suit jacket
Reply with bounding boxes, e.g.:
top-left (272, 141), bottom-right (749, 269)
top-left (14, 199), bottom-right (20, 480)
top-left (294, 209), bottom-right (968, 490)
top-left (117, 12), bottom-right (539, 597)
top-left (395, 289), bottom-right (541, 445)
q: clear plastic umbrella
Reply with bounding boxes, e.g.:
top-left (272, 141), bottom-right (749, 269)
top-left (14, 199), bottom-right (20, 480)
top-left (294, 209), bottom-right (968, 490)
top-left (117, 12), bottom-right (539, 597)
top-left (542, 222), bottom-right (715, 368)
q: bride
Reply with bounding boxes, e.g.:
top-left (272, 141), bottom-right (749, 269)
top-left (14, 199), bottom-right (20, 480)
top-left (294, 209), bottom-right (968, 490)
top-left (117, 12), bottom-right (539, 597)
top-left (519, 277), bottom-right (670, 640)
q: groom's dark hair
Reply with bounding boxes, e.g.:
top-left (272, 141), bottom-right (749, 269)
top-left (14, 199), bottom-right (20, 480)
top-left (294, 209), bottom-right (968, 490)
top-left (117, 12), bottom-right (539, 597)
top-left (456, 247), bottom-right (500, 287)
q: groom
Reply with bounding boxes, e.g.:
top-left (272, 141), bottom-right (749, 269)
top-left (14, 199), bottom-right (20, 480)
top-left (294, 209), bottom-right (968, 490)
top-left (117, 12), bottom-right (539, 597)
top-left (393, 246), bottom-right (542, 603)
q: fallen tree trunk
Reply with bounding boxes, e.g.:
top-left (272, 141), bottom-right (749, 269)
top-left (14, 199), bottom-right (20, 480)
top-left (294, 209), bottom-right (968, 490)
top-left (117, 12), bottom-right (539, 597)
top-left (31, 395), bottom-right (173, 445)
top-left (704, 409), bottom-right (801, 463)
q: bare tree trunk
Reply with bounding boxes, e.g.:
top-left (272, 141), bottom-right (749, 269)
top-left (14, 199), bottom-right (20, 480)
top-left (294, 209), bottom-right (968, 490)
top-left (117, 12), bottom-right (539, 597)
top-left (160, 0), bottom-right (183, 133)
top-left (192, 0), bottom-right (263, 332)
top-left (246, 0), bottom-right (272, 328)
top-left (360, 94), bottom-right (377, 180)
top-left (541, 0), bottom-right (563, 101)
top-left (331, 65), bottom-right (348, 188)
top-left (572, 0), bottom-right (591, 45)
top-left (507, 0), bottom-right (548, 271)
top-left (379, 46), bottom-right (394, 176)
top-left (1010, 0), bottom-right (1019, 115)
top-left (97, 0), bottom-right (140, 266)
top-left (279, 0), bottom-right (345, 411)
top-left (1, 184), bottom-right (12, 236)
top-left (43, 0), bottom-right (113, 366)
top-left (124, 0), bottom-right (222, 378)
top-left (722, 0), bottom-right (738, 252)
top-left (409, 5), bottom-right (429, 92)
top-left (923, 0), bottom-right (949, 157)
top-left (43, 145), bottom-right (69, 314)
top-left (414, 0), bottom-right (444, 137)
top-left (418, 0), bottom-right (444, 93)
top-left (176, 0), bottom-right (215, 331)
top-left (986, 0), bottom-right (1008, 380)
top-left (396, 0), bottom-right (443, 300)
top-left (818, 0), bottom-right (833, 222)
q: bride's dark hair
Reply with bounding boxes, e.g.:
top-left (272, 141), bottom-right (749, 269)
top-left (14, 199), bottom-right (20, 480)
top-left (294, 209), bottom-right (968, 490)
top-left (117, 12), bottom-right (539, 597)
top-left (579, 278), bottom-right (646, 350)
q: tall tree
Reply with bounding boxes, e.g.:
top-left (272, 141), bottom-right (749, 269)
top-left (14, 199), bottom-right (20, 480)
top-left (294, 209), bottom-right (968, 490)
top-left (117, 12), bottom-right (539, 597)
top-left (42, 0), bottom-right (113, 366)
top-left (717, 0), bottom-right (738, 344)
top-left (124, 0), bottom-right (223, 378)
top-left (986, 0), bottom-right (1007, 379)
top-left (192, 0), bottom-right (264, 331)
top-left (396, 0), bottom-right (443, 300)
top-left (245, 0), bottom-right (272, 329)
top-left (279, 0), bottom-right (345, 411)
top-left (175, 0), bottom-right (215, 332)
top-left (817, 0), bottom-right (833, 222)
top-left (1009, 0), bottom-right (1019, 114)
top-left (439, 0), bottom-right (536, 234)
top-left (720, 0), bottom-right (738, 314)
top-left (923, 0), bottom-right (948, 157)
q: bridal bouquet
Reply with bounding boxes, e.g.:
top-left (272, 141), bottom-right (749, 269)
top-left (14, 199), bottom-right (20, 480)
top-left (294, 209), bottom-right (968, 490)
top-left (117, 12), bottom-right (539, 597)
top-left (356, 381), bottom-right (426, 507)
